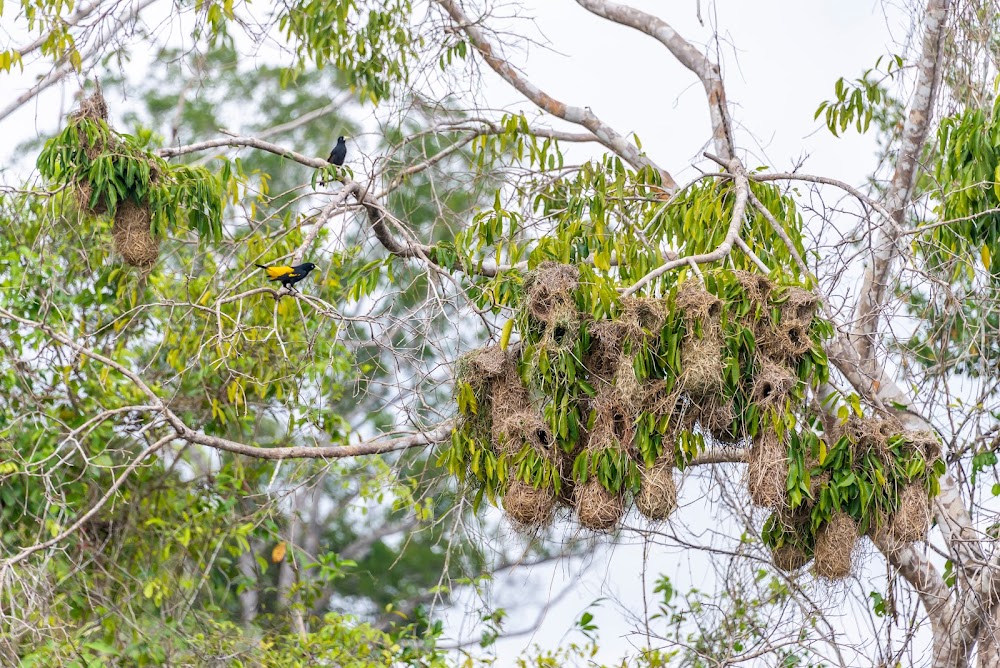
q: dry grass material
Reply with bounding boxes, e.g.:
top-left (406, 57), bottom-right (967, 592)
top-left (588, 388), bottom-right (635, 453)
top-left (494, 410), bottom-right (553, 455)
top-left (574, 478), bottom-right (625, 531)
top-left (71, 88), bottom-right (111, 160)
top-left (733, 270), bottom-right (774, 306)
top-left (635, 456), bottom-right (677, 521)
top-left (585, 320), bottom-right (628, 381)
top-left (772, 544), bottom-right (810, 572)
top-left (760, 318), bottom-right (813, 363)
top-left (779, 287), bottom-right (820, 322)
top-left (524, 262), bottom-right (579, 323)
top-left (113, 199), bottom-right (159, 268)
top-left (679, 335), bottom-right (724, 398)
top-left (752, 360), bottom-right (798, 412)
top-left (75, 181), bottom-right (107, 217)
top-left (884, 483), bottom-right (930, 546)
top-left (904, 430), bottom-right (942, 460)
top-left (621, 297), bottom-right (667, 340)
top-left (746, 431), bottom-right (788, 509)
top-left (698, 395), bottom-right (738, 443)
top-left (542, 301), bottom-right (581, 350)
top-left (503, 480), bottom-right (556, 527)
top-left (813, 512), bottom-right (857, 580)
top-left (675, 283), bottom-right (723, 328)
top-left (467, 345), bottom-right (508, 379)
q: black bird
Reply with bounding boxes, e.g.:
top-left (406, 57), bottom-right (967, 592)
top-left (255, 262), bottom-right (318, 292)
top-left (327, 136), bottom-right (347, 166)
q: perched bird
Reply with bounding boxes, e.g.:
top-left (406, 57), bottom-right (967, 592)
top-left (255, 262), bottom-right (317, 292)
top-left (327, 136), bottom-right (347, 166)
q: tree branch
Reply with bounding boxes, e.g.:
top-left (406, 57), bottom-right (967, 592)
top-left (852, 0), bottom-right (952, 365)
top-left (574, 0), bottom-right (735, 161)
top-left (432, 0), bottom-right (677, 191)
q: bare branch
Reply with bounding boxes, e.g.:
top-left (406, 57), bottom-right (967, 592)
top-left (574, 0), bottom-right (735, 160)
top-left (432, 0), bottom-right (677, 191)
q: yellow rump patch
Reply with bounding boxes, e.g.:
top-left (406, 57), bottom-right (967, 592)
top-left (265, 266), bottom-right (294, 279)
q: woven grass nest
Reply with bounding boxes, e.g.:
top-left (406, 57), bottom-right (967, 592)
top-left (575, 478), bottom-right (625, 531)
top-left (635, 455), bottom-right (677, 521)
top-left (746, 430), bottom-right (788, 509)
top-left (113, 199), bottom-right (160, 268)
top-left (813, 511), bottom-right (857, 580)
top-left (503, 480), bottom-right (556, 527)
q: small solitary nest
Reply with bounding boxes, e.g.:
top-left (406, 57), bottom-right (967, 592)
top-left (772, 544), bottom-right (810, 572)
top-left (813, 511), bottom-right (857, 580)
top-left (71, 87), bottom-right (110, 123)
top-left (675, 283), bottom-right (723, 327)
top-left (494, 410), bottom-right (554, 455)
top-left (70, 87), bottom-right (111, 160)
top-left (503, 479), bottom-right (556, 527)
top-left (746, 430), bottom-right (788, 509)
top-left (679, 335), bottom-right (724, 398)
top-left (733, 270), bottom-right (774, 306)
top-left (113, 198), bottom-right (159, 268)
top-left (621, 297), bottom-right (667, 341)
top-left (75, 181), bottom-right (107, 217)
top-left (575, 478), bottom-right (625, 531)
top-left (524, 262), bottom-right (579, 323)
top-left (635, 456), bottom-right (677, 521)
top-left (778, 287), bottom-right (820, 322)
top-left (752, 360), bottom-right (798, 412)
top-left (882, 483), bottom-right (930, 547)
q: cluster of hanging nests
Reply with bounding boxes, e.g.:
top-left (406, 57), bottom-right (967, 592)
top-left (70, 88), bottom-right (160, 268)
top-left (453, 262), bottom-right (943, 581)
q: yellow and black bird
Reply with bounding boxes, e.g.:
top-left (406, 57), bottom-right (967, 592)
top-left (255, 262), bottom-right (317, 292)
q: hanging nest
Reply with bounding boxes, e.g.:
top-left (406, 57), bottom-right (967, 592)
top-left (494, 410), bottom-right (553, 456)
top-left (585, 320), bottom-right (628, 382)
top-left (541, 301), bottom-right (581, 351)
top-left (751, 360), bottom-right (798, 412)
top-left (112, 198), bottom-right (159, 268)
top-left (635, 455), bottom-right (677, 521)
top-left (772, 544), bottom-right (810, 571)
top-left (75, 181), bottom-right (108, 217)
top-left (778, 287), bottom-right (820, 322)
top-left (697, 395), bottom-right (738, 444)
top-left (589, 388), bottom-right (635, 453)
top-left (759, 317), bottom-right (813, 364)
top-left (733, 270), bottom-right (774, 307)
top-left (679, 335), bottom-right (724, 398)
top-left (620, 297), bottom-right (667, 341)
top-left (523, 262), bottom-right (579, 323)
top-left (881, 483), bottom-right (930, 547)
top-left (70, 87), bottom-right (111, 160)
top-left (903, 430), bottom-right (942, 461)
top-left (503, 479), bottom-right (556, 527)
top-left (675, 283), bottom-right (723, 328)
top-left (746, 430), bottom-right (788, 509)
top-left (574, 478), bottom-right (625, 531)
top-left (813, 512), bottom-right (857, 580)
top-left (487, 350), bottom-right (532, 428)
